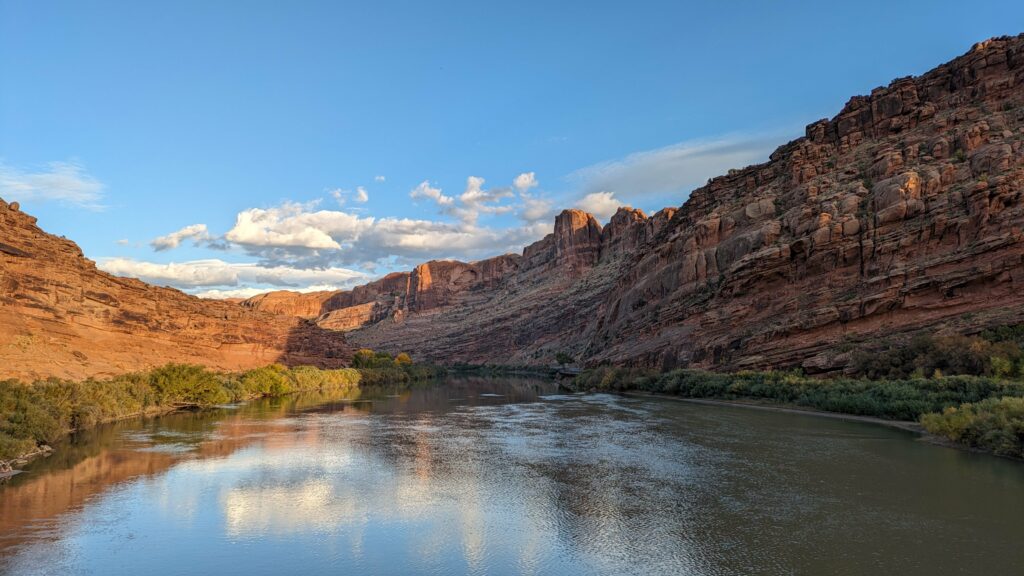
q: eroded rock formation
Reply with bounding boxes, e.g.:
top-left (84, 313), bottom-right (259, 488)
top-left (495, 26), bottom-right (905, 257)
top-left (0, 200), bottom-right (351, 381)
top-left (246, 35), bottom-right (1024, 373)
top-left (7, 36), bottom-right (1024, 379)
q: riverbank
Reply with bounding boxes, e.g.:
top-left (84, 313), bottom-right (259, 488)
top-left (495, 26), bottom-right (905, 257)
top-left (446, 363), bottom-right (557, 378)
top-left (625, 394), bottom-right (1024, 460)
top-left (637, 394), bottom-right (925, 433)
top-left (0, 359), bottom-right (444, 472)
top-left (566, 367), bottom-right (1024, 459)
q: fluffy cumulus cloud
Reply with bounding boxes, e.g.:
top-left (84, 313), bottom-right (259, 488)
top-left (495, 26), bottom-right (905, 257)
top-left (151, 223), bottom-right (213, 251)
top-left (570, 132), bottom-right (790, 202)
top-left (459, 176), bottom-right (512, 206)
top-left (575, 191), bottom-right (625, 220)
top-left (224, 202), bottom-right (374, 251)
top-left (409, 180), bottom-right (454, 206)
top-left (0, 160), bottom-right (105, 209)
top-left (511, 172), bottom-right (551, 223)
top-left (202, 189), bottom-right (553, 269)
top-left (454, 177), bottom-right (515, 223)
top-left (520, 196), bottom-right (553, 223)
top-left (108, 171), bottom-right (566, 294)
top-left (98, 257), bottom-right (368, 292)
top-left (190, 287), bottom-right (283, 300)
top-left (356, 217), bottom-right (543, 262)
top-left (513, 172), bottom-right (538, 193)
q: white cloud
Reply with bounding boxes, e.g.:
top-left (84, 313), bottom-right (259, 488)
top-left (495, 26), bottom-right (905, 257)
top-left (520, 196), bottom-right (553, 222)
top-left (225, 202), bottom-right (374, 250)
top-left (329, 186), bottom-right (369, 205)
top-left (192, 287), bottom-right (276, 300)
top-left (213, 198), bottom-right (550, 268)
top-left (374, 175), bottom-right (386, 182)
top-left (409, 180), bottom-right (453, 206)
top-left (576, 191), bottom-right (625, 220)
top-left (193, 284), bottom-right (354, 299)
top-left (459, 176), bottom-right (509, 205)
top-left (448, 176), bottom-right (514, 225)
top-left (151, 223), bottom-right (213, 251)
top-left (513, 172), bottom-right (538, 193)
top-left (570, 132), bottom-right (789, 201)
top-left (98, 257), bottom-right (368, 290)
top-left (354, 216), bottom-right (547, 263)
top-left (0, 160), bottom-right (105, 209)
top-left (116, 239), bottom-right (130, 246)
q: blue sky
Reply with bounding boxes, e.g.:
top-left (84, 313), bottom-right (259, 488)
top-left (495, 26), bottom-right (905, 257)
top-left (2, 1), bottom-right (1022, 297)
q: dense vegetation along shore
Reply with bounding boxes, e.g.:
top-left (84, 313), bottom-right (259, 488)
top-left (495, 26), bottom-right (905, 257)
top-left (568, 367), bottom-right (1024, 458)
top-left (0, 349), bottom-right (441, 467)
top-left (569, 330), bottom-right (1024, 459)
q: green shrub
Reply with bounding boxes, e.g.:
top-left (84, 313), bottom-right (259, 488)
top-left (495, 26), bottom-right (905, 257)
top-left (0, 360), bottom-right (432, 461)
top-left (555, 352), bottom-right (575, 365)
top-left (149, 364), bottom-right (231, 405)
top-left (239, 364), bottom-right (295, 397)
top-left (851, 334), bottom-right (1024, 380)
top-left (572, 368), bottom-right (1024, 422)
top-left (922, 397), bottom-right (1024, 458)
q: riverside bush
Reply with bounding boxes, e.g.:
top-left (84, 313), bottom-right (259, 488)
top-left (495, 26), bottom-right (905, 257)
top-left (0, 363), bottom-right (374, 461)
top-left (922, 397), bottom-right (1024, 458)
top-left (574, 366), bottom-right (1024, 457)
top-left (850, 332), bottom-right (1024, 380)
top-left (573, 367), bottom-right (1024, 421)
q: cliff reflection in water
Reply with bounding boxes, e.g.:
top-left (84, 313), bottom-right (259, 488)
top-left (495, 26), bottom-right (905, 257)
top-left (2, 376), bottom-right (1023, 576)
top-left (0, 378), bottom-right (562, 565)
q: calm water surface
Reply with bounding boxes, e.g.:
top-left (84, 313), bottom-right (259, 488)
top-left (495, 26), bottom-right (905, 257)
top-left (1, 376), bottom-right (1022, 575)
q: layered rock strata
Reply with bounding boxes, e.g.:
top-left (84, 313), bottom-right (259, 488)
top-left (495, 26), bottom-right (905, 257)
top-left (0, 200), bottom-right (351, 381)
top-left (247, 36), bottom-right (1024, 373)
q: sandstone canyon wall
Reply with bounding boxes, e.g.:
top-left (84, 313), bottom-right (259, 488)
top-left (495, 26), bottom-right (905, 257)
top-left (6, 35), bottom-right (1024, 380)
top-left (0, 200), bottom-right (351, 381)
top-left (246, 35), bottom-right (1024, 374)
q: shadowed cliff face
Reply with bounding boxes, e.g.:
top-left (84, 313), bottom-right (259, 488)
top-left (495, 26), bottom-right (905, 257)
top-left (246, 35), bottom-right (1024, 373)
top-left (6, 36), bottom-right (1024, 379)
top-left (0, 201), bottom-right (351, 381)
top-left (588, 35), bottom-right (1024, 372)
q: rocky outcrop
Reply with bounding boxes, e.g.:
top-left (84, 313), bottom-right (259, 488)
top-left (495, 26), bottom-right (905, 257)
top-left (10, 35), bottom-right (1024, 379)
top-left (0, 200), bottom-right (351, 381)
top-left (243, 35), bottom-right (1024, 373)
top-left (587, 35), bottom-right (1024, 372)
top-left (240, 290), bottom-right (337, 319)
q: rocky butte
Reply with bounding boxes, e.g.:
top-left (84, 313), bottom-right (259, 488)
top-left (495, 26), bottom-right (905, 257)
top-left (3, 35), bottom-right (1024, 380)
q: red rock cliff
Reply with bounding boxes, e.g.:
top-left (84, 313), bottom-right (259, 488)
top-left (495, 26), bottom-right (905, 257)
top-left (21, 35), bottom-right (1024, 376)
top-left (259, 35), bottom-right (1024, 372)
top-left (0, 200), bottom-right (351, 381)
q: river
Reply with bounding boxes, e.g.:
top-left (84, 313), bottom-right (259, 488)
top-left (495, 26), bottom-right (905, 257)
top-left (1, 376), bottom-right (1022, 575)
